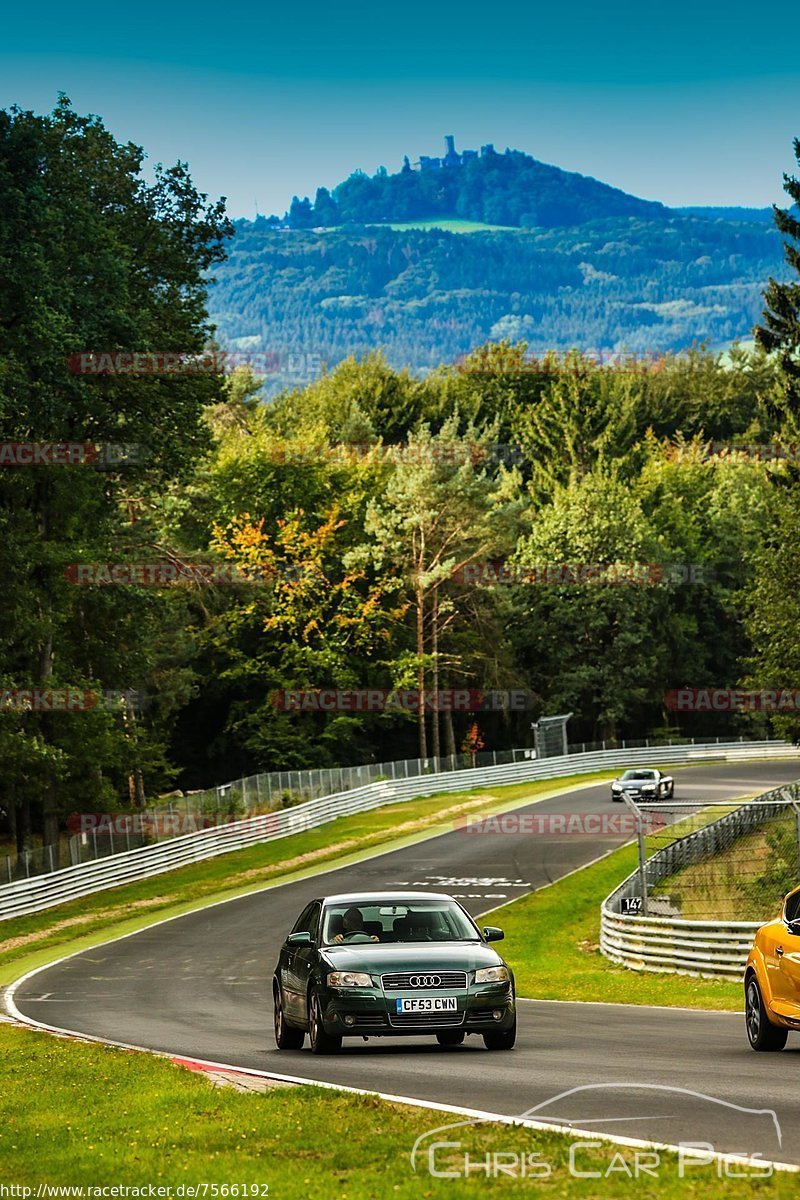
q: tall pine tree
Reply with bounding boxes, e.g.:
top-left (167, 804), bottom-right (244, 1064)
top-left (757, 138), bottom-right (800, 410)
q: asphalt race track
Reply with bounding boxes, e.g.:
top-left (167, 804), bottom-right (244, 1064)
top-left (12, 761), bottom-right (800, 1166)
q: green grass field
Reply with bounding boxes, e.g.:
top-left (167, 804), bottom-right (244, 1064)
top-left (648, 810), bottom-right (791, 921)
top-left (373, 218), bottom-right (520, 233)
top-left (0, 1023), bottom-right (792, 1195)
top-left (484, 804), bottom-right (749, 1010)
top-left (486, 841), bottom-right (743, 1010)
top-left (1, 772), bottom-right (754, 1010)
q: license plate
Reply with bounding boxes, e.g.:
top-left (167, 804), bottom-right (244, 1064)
top-left (396, 996), bottom-right (457, 1013)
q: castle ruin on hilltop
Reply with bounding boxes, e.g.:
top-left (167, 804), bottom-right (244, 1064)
top-left (416, 135), bottom-right (495, 172)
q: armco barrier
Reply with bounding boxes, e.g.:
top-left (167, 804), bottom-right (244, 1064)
top-left (600, 783), bottom-right (798, 978)
top-left (1, 740), bottom-right (798, 922)
top-left (600, 911), bottom-right (760, 977)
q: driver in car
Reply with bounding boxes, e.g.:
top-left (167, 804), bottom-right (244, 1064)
top-left (332, 906), bottom-right (380, 943)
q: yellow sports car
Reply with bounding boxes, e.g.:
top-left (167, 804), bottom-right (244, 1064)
top-left (745, 883), bottom-right (800, 1051)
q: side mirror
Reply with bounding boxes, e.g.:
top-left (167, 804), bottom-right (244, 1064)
top-left (287, 931), bottom-right (313, 947)
top-left (483, 926), bottom-right (504, 942)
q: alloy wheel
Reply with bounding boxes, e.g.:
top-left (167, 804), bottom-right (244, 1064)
top-left (746, 980), bottom-right (761, 1045)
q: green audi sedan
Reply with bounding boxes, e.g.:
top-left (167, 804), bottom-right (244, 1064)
top-left (273, 891), bottom-right (516, 1054)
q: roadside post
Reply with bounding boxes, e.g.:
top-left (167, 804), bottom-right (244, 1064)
top-left (622, 792), bottom-right (648, 916)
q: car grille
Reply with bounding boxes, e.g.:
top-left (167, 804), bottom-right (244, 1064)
top-left (381, 971), bottom-right (468, 991)
top-left (389, 1010), bottom-right (465, 1028)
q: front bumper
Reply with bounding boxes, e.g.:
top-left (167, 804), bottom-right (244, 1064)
top-left (320, 981), bottom-right (515, 1036)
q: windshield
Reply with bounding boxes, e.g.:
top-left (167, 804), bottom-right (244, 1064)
top-left (621, 770), bottom-right (656, 781)
top-left (321, 900), bottom-right (480, 945)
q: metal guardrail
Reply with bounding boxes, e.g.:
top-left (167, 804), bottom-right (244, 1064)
top-left (4, 748), bottom-right (531, 884)
top-left (1, 740), bottom-right (797, 922)
top-left (600, 912), bottom-right (760, 977)
top-left (600, 783), bottom-right (798, 978)
top-left (1, 735), bottom-right (783, 884)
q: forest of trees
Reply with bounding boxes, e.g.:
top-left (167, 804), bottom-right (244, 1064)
top-left (209, 215), bottom-right (785, 393)
top-left (3, 104), bottom-right (800, 858)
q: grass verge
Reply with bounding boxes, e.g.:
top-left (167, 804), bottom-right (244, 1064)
top-left (0, 1022), bottom-right (793, 1194)
top-left (485, 824), bottom-right (748, 1010)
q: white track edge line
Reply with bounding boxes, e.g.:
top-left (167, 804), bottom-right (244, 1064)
top-left (2, 776), bottom-right (761, 1035)
top-left (3, 995), bottom-right (795, 1174)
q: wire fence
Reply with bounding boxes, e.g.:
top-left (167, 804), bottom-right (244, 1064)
top-left (0, 733), bottom-right (789, 885)
top-left (4, 742), bottom-right (798, 922)
top-left (613, 785), bottom-right (800, 922)
top-left (2, 747), bottom-right (537, 882)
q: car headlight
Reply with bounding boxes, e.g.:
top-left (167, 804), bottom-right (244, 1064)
top-left (475, 966), bottom-right (510, 984)
top-left (611, 783), bottom-right (622, 790)
top-left (327, 971), bottom-right (372, 988)
top-left (641, 785), bottom-right (656, 793)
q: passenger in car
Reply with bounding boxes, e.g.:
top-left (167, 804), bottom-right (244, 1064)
top-left (407, 911), bottom-right (441, 940)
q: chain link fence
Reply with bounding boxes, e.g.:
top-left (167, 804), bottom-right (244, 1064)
top-left (613, 785), bottom-right (800, 922)
top-left (2, 747), bottom-right (542, 882)
top-left (0, 733), bottom-right (790, 886)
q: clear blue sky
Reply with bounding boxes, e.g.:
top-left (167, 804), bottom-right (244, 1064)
top-left (2, 0), bottom-right (798, 218)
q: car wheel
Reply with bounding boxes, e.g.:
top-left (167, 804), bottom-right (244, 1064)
top-left (308, 989), bottom-right (342, 1055)
top-left (273, 985), bottom-right (304, 1050)
top-left (436, 1030), bottom-right (465, 1047)
top-left (745, 976), bottom-right (787, 1051)
top-left (483, 1014), bottom-right (516, 1051)
top-left (667, 783), bottom-right (674, 799)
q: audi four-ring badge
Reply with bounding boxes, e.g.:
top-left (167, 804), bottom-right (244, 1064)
top-left (272, 891), bottom-right (516, 1054)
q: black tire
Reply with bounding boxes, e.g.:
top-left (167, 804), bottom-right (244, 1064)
top-left (436, 1030), bottom-right (465, 1047)
top-left (667, 783), bottom-right (674, 799)
top-left (273, 985), bottom-right (304, 1050)
top-left (483, 1013), bottom-right (516, 1051)
top-left (308, 989), bottom-right (342, 1055)
top-left (745, 975), bottom-right (787, 1052)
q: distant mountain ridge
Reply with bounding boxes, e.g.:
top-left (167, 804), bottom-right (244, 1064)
top-left (676, 206), bottom-right (777, 223)
top-left (208, 139), bottom-right (788, 394)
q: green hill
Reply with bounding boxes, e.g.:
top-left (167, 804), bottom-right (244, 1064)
top-left (285, 138), bottom-right (667, 230)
